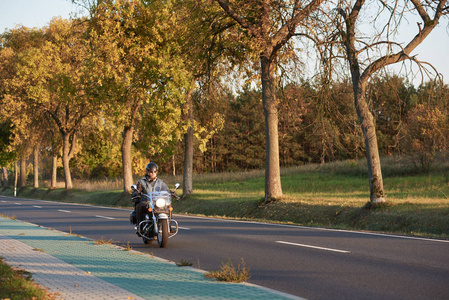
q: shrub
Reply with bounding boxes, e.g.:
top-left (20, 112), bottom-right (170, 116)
top-left (401, 104), bottom-right (448, 171)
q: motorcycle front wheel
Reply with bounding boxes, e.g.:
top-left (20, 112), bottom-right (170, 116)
top-left (157, 219), bottom-right (169, 248)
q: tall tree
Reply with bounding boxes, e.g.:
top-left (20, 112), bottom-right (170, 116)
top-left (215, 0), bottom-right (325, 201)
top-left (86, 0), bottom-right (190, 192)
top-left (172, 0), bottom-right (241, 197)
top-left (7, 19), bottom-right (95, 190)
top-left (18, 155), bottom-right (27, 188)
top-left (331, 0), bottom-right (448, 203)
top-left (0, 27), bottom-right (45, 184)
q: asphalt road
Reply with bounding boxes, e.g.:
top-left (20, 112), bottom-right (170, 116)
top-left (1, 195), bottom-right (449, 300)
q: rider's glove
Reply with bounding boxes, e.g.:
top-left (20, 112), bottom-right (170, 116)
top-left (131, 191), bottom-right (141, 203)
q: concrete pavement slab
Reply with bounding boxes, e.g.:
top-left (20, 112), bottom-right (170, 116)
top-left (0, 216), bottom-right (301, 299)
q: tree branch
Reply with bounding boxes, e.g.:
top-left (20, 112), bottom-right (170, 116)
top-left (214, 0), bottom-right (260, 38)
top-left (361, 0), bottom-right (447, 82)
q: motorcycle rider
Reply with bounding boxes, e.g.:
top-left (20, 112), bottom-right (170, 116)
top-left (133, 162), bottom-right (169, 227)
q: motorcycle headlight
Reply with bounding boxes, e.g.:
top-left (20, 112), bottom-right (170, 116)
top-left (155, 198), bottom-right (166, 208)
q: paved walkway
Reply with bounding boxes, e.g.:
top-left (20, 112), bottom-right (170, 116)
top-left (0, 216), bottom-right (301, 299)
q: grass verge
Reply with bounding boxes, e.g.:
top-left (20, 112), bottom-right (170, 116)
top-left (0, 257), bottom-right (56, 300)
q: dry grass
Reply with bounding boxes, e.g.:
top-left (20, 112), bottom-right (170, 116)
top-left (205, 258), bottom-right (251, 283)
top-left (121, 241), bottom-right (133, 251)
top-left (42, 178), bottom-right (124, 191)
top-left (0, 214), bottom-right (17, 220)
top-left (94, 236), bottom-right (114, 245)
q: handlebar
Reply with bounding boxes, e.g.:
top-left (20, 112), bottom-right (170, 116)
top-left (171, 191), bottom-right (180, 200)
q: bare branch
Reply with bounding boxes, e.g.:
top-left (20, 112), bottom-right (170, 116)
top-left (362, 0), bottom-right (448, 82)
top-left (214, 0), bottom-right (260, 38)
top-left (272, 0), bottom-right (326, 52)
top-left (356, 40), bottom-right (403, 55)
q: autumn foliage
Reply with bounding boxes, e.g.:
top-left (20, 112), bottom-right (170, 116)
top-left (0, 0), bottom-right (448, 201)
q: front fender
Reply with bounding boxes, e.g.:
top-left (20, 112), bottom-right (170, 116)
top-left (157, 213), bottom-right (169, 219)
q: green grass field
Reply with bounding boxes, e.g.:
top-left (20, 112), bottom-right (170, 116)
top-left (2, 157), bottom-right (448, 239)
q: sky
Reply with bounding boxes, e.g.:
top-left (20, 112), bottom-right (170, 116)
top-left (0, 0), bottom-right (448, 86)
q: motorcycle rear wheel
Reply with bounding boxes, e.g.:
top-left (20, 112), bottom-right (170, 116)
top-left (157, 219), bottom-right (169, 248)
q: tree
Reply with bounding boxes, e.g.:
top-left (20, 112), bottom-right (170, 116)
top-left (226, 87), bottom-right (266, 169)
top-left (86, 0), bottom-right (190, 192)
top-left (70, 118), bottom-right (122, 179)
top-left (1, 166), bottom-right (8, 187)
top-left (8, 19), bottom-right (95, 190)
top-left (331, 0), bottom-right (448, 203)
top-left (366, 75), bottom-right (415, 156)
top-left (215, 0), bottom-right (325, 201)
top-left (279, 79), bottom-right (364, 164)
top-left (40, 116), bottom-right (63, 189)
top-left (18, 155), bottom-right (27, 188)
top-left (402, 104), bottom-right (448, 170)
top-left (0, 120), bottom-right (16, 172)
top-left (170, 0), bottom-right (243, 196)
top-left (400, 81), bottom-right (449, 170)
top-left (0, 120), bottom-right (15, 188)
top-left (0, 26), bottom-right (46, 189)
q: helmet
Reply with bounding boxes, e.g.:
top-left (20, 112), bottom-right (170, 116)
top-left (146, 162), bottom-right (158, 173)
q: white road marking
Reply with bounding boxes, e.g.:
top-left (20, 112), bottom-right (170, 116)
top-left (15, 203), bottom-right (22, 205)
top-left (58, 210), bottom-right (71, 213)
top-left (4, 197), bottom-right (447, 244)
top-left (179, 214), bottom-right (449, 244)
top-left (95, 215), bottom-right (115, 220)
top-left (33, 206), bottom-right (42, 208)
top-left (276, 241), bottom-right (351, 254)
top-left (1, 200), bottom-right (6, 203)
top-left (178, 227), bottom-right (191, 230)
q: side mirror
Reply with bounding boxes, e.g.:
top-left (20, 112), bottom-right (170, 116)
top-left (174, 183), bottom-right (180, 190)
top-left (131, 184), bottom-right (137, 191)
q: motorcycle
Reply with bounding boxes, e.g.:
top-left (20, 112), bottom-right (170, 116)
top-left (130, 183), bottom-right (180, 248)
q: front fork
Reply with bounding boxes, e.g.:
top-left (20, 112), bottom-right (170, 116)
top-left (152, 214), bottom-right (159, 234)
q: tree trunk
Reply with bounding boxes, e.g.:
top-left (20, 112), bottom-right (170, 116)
top-left (33, 146), bottom-right (39, 188)
top-left (1, 167), bottom-right (8, 187)
top-left (61, 131), bottom-right (73, 190)
top-left (342, 8), bottom-right (385, 204)
top-left (122, 125), bottom-right (134, 193)
top-left (19, 157), bottom-right (27, 188)
top-left (51, 155), bottom-right (57, 189)
top-left (261, 56), bottom-right (283, 201)
top-left (183, 127), bottom-right (194, 196)
top-left (354, 83), bottom-right (385, 203)
top-left (182, 83), bottom-right (196, 197)
top-left (14, 161), bottom-right (18, 194)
